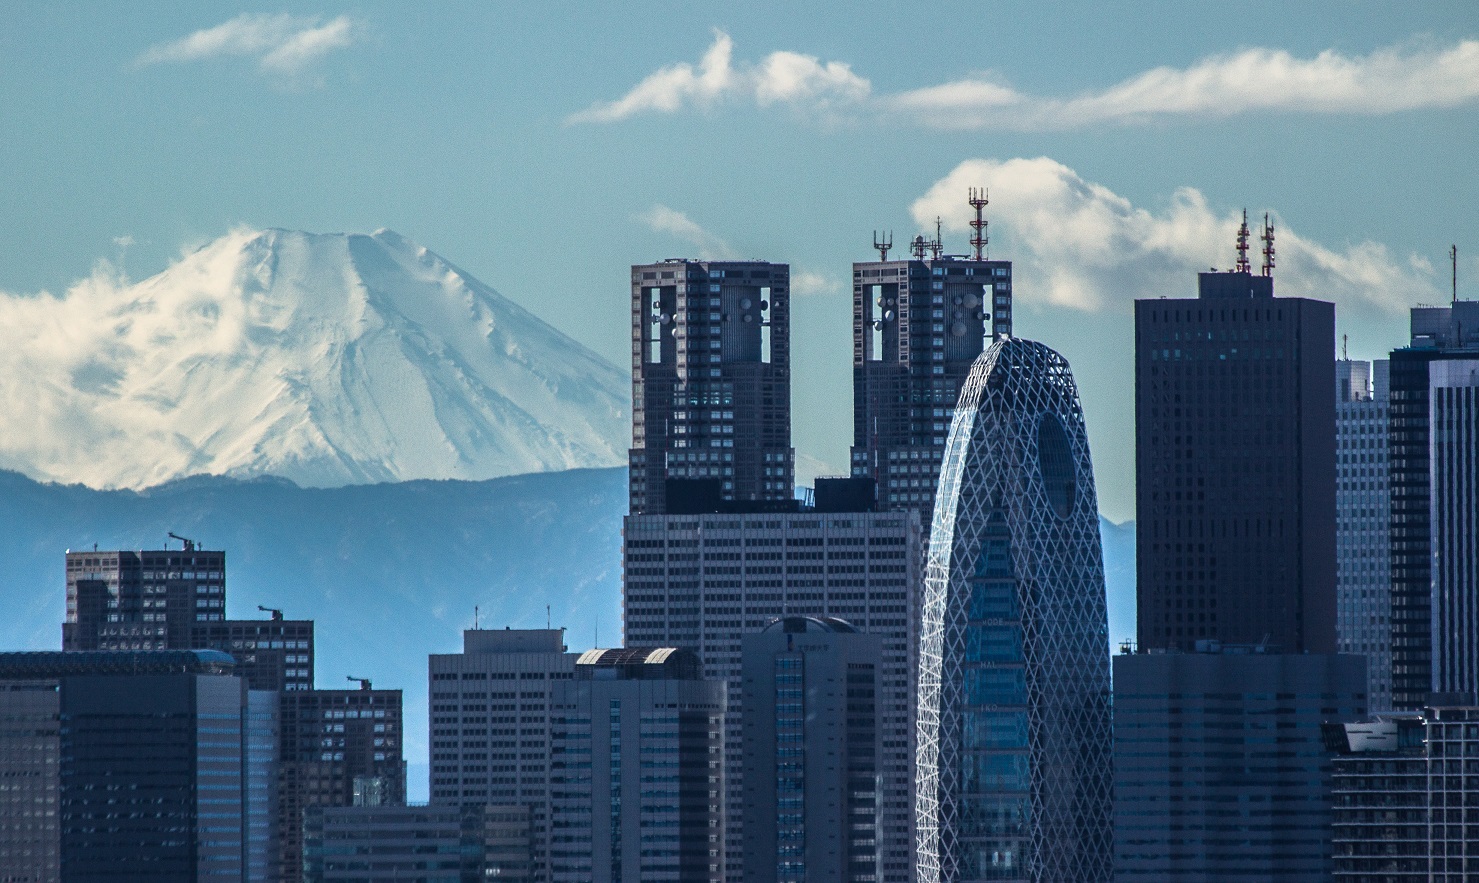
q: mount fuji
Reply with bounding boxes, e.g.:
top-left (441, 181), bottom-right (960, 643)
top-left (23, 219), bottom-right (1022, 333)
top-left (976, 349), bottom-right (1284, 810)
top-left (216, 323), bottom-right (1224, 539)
top-left (0, 228), bottom-right (628, 490)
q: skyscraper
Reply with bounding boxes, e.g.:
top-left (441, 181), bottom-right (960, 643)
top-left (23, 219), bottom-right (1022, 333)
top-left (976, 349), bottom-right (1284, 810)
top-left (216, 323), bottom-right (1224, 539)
top-left (1134, 264), bottom-right (1336, 653)
top-left (0, 650), bottom-right (248, 883)
top-left (740, 616), bottom-right (882, 883)
top-left (1336, 358), bottom-right (1392, 710)
top-left (916, 338), bottom-right (1113, 883)
top-left (548, 648), bottom-right (726, 883)
top-left (63, 543), bottom-right (226, 650)
top-left (624, 510), bottom-right (924, 883)
top-left (1388, 300), bottom-right (1479, 709)
top-left (629, 260), bottom-right (791, 515)
top-left (850, 223), bottom-right (1012, 522)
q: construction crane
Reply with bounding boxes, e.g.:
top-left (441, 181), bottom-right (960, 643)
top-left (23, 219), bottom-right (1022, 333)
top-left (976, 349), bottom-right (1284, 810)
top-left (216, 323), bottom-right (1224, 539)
top-left (167, 532), bottom-right (197, 552)
top-left (257, 605), bottom-right (284, 621)
top-left (347, 676), bottom-right (372, 691)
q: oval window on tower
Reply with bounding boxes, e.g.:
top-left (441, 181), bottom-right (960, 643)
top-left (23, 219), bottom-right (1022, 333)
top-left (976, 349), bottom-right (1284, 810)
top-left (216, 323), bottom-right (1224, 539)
top-left (1036, 413), bottom-right (1077, 518)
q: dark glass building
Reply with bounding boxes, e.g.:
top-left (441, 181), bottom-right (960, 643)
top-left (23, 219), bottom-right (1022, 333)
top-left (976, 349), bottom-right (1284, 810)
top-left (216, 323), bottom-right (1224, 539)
top-left (850, 244), bottom-right (1011, 522)
top-left (192, 613), bottom-right (315, 692)
top-left (629, 260), bottom-right (792, 515)
top-left (1387, 301), bottom-right (1479, 709)
top-left (277, 685), bottom-right (406, 883)
top-left (0, 650), bottom-right (246, 883)
top-left (1134, 269), bottom-right (1336, 652)
top-left (740, 616), bottom-right (882, 883)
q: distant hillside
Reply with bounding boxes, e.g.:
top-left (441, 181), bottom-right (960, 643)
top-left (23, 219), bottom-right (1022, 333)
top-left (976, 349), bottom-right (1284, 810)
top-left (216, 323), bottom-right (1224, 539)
top-left (0, 466), bottom-right (1134, 799)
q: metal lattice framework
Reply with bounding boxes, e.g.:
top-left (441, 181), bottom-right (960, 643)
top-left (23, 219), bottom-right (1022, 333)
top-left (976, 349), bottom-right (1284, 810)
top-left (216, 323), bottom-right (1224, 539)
top-left (916, 338), bottom-right (1113, 883)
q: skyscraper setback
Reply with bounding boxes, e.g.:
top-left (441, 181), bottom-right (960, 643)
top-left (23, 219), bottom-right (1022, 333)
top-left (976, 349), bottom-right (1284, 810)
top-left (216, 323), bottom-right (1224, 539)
top-left (850, 225), bottom-right (1012, 521)
top-left (1134, 261), bottom-right (1336, 653)
top-left (629, 260), bottom-right (791, 515)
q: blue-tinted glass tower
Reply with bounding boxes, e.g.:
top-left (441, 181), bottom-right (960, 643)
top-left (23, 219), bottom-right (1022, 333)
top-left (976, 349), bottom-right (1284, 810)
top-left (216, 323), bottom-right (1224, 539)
top-left (916, 338), bottom-right (1113, 883)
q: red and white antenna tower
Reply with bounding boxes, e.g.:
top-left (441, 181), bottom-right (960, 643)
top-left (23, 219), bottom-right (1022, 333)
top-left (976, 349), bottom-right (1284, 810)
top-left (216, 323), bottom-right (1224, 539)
top-left (968, 188), bottom-right (990, 260)
top-left (1235, 209), bottom-right (1251, 274)
top-left (1260, 213), bottom-right (1276, 277)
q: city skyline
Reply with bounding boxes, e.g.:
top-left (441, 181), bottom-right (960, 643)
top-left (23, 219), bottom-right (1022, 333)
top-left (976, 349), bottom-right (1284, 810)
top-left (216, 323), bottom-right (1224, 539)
top-left (4, 3), bottom-right (1478, 519)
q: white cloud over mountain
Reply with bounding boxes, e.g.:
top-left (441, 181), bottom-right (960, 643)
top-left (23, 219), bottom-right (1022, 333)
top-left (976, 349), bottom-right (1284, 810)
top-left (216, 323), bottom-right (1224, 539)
top-left (910, 156), bottom-right (1444, 312)
top-left (574, 31), bottom-right (1479, 128)
top-left (0, 229), bottom-right (628, 490)
top-left (137, 13), bottom-right (361, 76)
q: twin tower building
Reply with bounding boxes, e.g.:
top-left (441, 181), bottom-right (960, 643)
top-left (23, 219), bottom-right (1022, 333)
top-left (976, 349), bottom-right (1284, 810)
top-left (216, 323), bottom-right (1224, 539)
top-left (623, 217), bottom-right (1113, 883)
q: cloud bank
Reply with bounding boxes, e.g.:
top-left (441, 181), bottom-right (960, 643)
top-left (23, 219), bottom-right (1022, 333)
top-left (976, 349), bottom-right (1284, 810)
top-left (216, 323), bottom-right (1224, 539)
top-left (574, 32), bottom-right (1479, 128)
top-left (638, 205), bottom-right (737, 260)
top-left (910, 157), bottom-right (1443, 313)
top-left (137, 13), bottom-right (361, 75)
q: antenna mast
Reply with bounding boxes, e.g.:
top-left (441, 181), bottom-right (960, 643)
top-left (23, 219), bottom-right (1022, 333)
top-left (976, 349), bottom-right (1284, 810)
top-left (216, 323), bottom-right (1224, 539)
top-left (910, 234), bottom-right (928, 261)
top-left (968, 188), bottom-right (989, 260)
top-left (1452, 244), bottom-right (1459, 306)
top-left (929, 218), bottom-right (943, 260)
top-left (1260, 213), bottom-right (1275, 277)
top-left (1235, 209), bottom-right (1251, 274)
top-left (873, 230), bottom-right (893, 261)
top-left (1342, 333), bottom-right (1348, 361)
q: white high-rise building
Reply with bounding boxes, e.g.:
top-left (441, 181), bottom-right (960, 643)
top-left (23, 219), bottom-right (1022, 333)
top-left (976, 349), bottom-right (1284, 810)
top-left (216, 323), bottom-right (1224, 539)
top-left (623, 510), bottom-right (924, 883)
top-left (1336, 358), bottom-right (1392, 710)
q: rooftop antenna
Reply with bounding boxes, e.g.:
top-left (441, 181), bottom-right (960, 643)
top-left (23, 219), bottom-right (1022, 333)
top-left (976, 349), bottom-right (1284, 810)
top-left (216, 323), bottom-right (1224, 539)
top-left (1235, 209), bottom-right (1251, 274)
top-left (474, 605), bottom-right (479, 630)
top-left (910, 234), bottom-right (928, 261)
top-left (1260, 213), bottom-right (1275, 277)
top-left (968, 188), bottom-right (990, 260)
top-left (257, 605), bottom-right (283, 622)
top-left (546, 605), bottom-right (551, 630)
top-left (930, 217), bottom-right (943, 260)
top-left (167, 532), bottom-right (196, 552)
top-left (347, 676), bottom-right (371, 690)
top-left (873, 230), bottom-right (893, 261)
top-left (1452, 244), bottom-right (1459, 306)
top-left (1342, 333), bottom-right (1349, 361)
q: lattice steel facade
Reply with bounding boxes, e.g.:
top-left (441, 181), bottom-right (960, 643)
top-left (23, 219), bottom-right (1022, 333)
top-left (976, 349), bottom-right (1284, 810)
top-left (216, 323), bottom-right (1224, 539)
top-left (916, 338), bottom-right (1112, 883)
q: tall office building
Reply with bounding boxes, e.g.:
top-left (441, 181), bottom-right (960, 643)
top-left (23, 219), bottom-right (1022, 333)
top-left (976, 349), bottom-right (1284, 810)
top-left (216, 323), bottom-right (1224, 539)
top-left (62, 543), bottom-right (227, 649)
top-left (428, 629), bottom-right (576, 882)
top-left (1388, 301), bottom-right (1479, 709)
top-left (1325, 703), bottom-right (1479, 880)
top-left (193, 612), bottom-right (315, 691)
top-left (740, 616), bottom-right (882, 883)
top-left (277, 684), bottom-right (406, 883)
top-left (1428, 359), bottom-right (1479, 698)
top-left (548, 648), bottom-right (726, 883)
top-left (0, 650), bottom-right (247, 883)
top-left (1114, 647), bottom-right (1366, 880)
top-left (1336, 358), bottom-right (1392, 709)
top-left (916, 338), bottom-right (1114, 883)
top-left (629, 260), bottom-right (792, 515)
top-left (1134, 264), bottom-right (1336, 652)
top-left (624, 510), bottom-right (924, 883)
top-left (850, 228), bottom-right (1012, 520)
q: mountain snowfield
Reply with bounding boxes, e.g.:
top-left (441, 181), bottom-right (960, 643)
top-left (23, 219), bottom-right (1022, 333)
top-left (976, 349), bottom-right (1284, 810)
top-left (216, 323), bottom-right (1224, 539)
top-left (0, 228), bottom-right (628, 489)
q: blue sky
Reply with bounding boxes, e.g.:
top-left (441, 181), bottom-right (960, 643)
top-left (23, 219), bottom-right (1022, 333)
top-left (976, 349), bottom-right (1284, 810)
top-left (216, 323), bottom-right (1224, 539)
top-left (3, 2), bottom-right (1477, 520)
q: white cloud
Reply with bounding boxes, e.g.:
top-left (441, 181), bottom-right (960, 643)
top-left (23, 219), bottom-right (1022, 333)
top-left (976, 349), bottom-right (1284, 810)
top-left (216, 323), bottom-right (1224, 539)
top-left (137, 13), bottom-right (360, 76)
top-left (638, 205), bottom-right (736, 260)
top-left (792, 270), bottom-right (843, 297)
top-left (910, 157), bottom-right (1442, 313)
top-left (577, 33), bottom-right (1479, 128)
top-left (569, 30), bottom-right (868, 123)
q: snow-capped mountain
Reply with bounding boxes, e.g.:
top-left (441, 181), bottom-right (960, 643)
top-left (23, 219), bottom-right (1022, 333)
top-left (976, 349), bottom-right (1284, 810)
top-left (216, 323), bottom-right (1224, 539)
top-left (0, 228), bottom-right (628, 489)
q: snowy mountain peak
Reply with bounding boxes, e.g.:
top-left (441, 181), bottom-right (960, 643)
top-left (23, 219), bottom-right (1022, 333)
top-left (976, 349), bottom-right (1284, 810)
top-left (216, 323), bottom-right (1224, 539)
top-left (0, 228), bottom-right (629, 490)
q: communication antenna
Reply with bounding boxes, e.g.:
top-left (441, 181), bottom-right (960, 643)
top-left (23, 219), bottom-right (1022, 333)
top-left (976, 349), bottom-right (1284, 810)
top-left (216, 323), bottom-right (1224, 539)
top-left (873, 230), bottom-right (893, 261)
top-left (930, 217), bottom-right (943, 259)
top-left (968, 188), bottom-right (990, 260)
top-left (547, 605), bottom-right (551, 630)
top-left (1235, 209), bottom-right (1251, 274)
top-left (910, 234), bottom-right (929, 261)
top-left (474, 605), bottom-right (479, 630)
top-left (1260, 213), bottom-right (1276, 277)
top-left (1342, 333), bottom-right (1349, 361)
top-left (1452, 244), bottom-right (1459, 306)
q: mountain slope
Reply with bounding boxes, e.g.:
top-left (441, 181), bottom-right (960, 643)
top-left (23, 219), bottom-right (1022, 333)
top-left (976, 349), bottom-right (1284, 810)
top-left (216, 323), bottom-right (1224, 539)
top-left (0, 228), bottom-right (628, 489)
